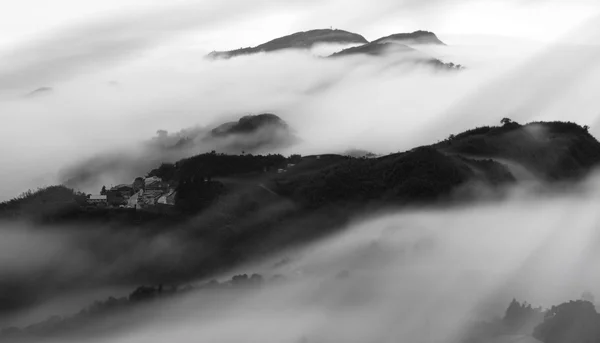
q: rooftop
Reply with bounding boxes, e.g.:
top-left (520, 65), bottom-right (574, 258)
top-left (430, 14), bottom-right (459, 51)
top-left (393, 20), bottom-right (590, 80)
top-left (89, 195), bottom-right (107, 200)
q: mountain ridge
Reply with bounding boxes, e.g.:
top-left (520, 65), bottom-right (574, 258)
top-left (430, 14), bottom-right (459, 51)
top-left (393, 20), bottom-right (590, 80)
top-left (0, 119), bottom-right (597, 329)
top-left (207, 28), bottom-right (368, 59)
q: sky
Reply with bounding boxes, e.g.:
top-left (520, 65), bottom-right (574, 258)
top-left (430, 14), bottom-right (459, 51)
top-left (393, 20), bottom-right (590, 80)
top-left (0, 0), bottom-right (600, 199)
top-left (0, 0), bottom-right (598, 49)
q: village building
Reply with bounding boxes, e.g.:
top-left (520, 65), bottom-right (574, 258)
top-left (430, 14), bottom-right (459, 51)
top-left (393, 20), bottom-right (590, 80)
top-left (121, 177), bottom-right (176, 209)
top-left (110, 184), bottom-right (134, 197)
top-left (87, 194), bottom-right (107, 206)
top-left (139, 190), bottom-right (164, 207)
top-left (133, 177), bottom-right (145, 193)
top-left (145, 176), bottom-right (167, 191)
top-left (105, 184), bottom-right (134, 207)
top-left (127, 191), bottom-right (141, 209)
top-left (157, 190), bottom-right (177, 206)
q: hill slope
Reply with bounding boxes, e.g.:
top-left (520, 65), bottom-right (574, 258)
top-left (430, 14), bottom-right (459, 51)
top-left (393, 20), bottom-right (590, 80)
top-left (1, 120), bottom-right (599, 327)
top-left (434, 121), bottom-right (600, 181)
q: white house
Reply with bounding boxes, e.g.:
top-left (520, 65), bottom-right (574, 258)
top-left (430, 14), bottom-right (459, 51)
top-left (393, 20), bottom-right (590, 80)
top-left (87, 195), bottom-right (107, 205)
top-left (157, 190), bottom-right (177, 206)
top-left (127, 191), bottom-right (142, 208)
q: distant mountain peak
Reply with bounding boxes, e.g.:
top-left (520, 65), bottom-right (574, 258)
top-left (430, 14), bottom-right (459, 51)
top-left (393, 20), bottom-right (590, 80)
top-left (372, 30), bottom-right (446, 45)
top-left (211, 113), bottom-right (290, 136)
top-left (207, 29), bottom-right (368, 59)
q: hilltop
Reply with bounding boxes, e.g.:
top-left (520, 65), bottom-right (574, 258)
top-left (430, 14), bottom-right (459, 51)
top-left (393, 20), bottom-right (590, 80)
top-left (371, 30), bottom-right (446, 45)
top-left (434, 119), bottom-right (600, 181)
top-left (331, 30), bottom-right (446, 58)
top-left (329, 31), bottom-right (459, 68)
top-left (207, 29), bottom-right (368, 59)
top-left (330, 42), bottom-right (459, 68)
top-left (211, 113), bottom-right (288, 135)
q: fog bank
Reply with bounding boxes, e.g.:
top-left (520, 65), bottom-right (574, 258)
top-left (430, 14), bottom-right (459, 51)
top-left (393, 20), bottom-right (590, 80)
top-left (8, 175), bottom-right (597, 343)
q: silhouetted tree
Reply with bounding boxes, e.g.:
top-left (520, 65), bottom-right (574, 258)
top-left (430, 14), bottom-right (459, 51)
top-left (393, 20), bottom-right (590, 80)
top-left (503, 298), bottom-right (544, 332)
top-left (100, 186), bottom-right (107, 195)
top-left (501, 118), bottom-right (513, 125)
top-left (533, 300), bottom-right (600, 343)
top-left (133, 177), bottom-right (145, 193)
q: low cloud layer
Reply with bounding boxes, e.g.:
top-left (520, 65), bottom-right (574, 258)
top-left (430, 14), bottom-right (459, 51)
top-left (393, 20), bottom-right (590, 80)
top-left (5, 174), bottom-right (600, 342)
top-left (1, 35), bottom-right (599, 198)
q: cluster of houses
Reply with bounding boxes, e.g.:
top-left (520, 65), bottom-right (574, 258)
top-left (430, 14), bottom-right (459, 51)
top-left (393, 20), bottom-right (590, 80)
top-left (86, 176), bottom-right (176, 210)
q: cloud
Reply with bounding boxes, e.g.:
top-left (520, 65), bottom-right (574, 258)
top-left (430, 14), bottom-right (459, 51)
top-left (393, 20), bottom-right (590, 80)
top-left (0, 1), bottom-right (598, 201)
top-left (7, 173), bottom-right (600, 341)
top-left (0, 0), bottom-right (316, 90)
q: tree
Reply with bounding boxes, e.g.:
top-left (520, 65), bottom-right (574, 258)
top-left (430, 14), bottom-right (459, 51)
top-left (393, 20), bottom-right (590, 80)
top-left (133, 177), bottom-right (145, 193)
top-left (534, 300), bottom-right (600, 343)
top-left (583, 125), bottom-right (590, 132)
top-left (100, 186), bottom-right (107, 195)
top-left (501, 118), bottom-right (512, 125)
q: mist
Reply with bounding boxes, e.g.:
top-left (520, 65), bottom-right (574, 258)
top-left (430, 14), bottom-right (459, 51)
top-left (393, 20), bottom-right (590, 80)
top-left (4, 173), bottom-right (599, 343)
top-left (0, 37), bottom-right (547, 198)
top-left (0, 1), bottom-right (597, 199)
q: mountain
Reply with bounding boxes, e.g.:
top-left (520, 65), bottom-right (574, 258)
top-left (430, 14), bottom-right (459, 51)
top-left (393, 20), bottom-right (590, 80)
top-left (211, 113), bottom-right (290, 136)
top-left (434, 120), bottom-right (600, 181)
top-left (206, 28), bottom-right (460, 69)
top-left (371, 30), bottom-right (446, 46)
top-left (59, 113), bottom-right (298, 193)
top-left (1, 120), bottom-right (597, 329)
top-left (328, 30), bottom-right (460, 68)
top-left (330, 42), bottom-right (417, 57)
top-left (330, 41), bottom-right (461, 69)
top-left (207, 29), bottom-right (368, 59)
top-left (152, 113), bottom-right (296, 153)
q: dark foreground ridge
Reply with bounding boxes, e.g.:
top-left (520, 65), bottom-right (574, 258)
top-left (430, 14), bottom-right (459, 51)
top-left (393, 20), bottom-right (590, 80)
top-left (0, 119), bottom-right (598, 324)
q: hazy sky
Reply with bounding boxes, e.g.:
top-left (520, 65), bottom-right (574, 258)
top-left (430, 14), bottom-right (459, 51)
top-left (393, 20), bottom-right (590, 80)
top-left (1, 0), bottom-right (600, 200)
top-left (0, 0), bottom-right (598, 49)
